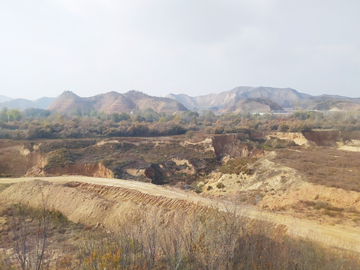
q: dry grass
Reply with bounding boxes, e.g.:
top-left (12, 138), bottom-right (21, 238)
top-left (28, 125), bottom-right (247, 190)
top-left (1, 188), bottom-right (360, 269)
top-left (275, 147), bottom-right (360, 191)
top-left (219, 157), bottom-right (258, 175)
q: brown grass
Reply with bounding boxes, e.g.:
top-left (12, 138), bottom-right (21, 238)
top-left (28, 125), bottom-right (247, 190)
top-left (275, 147), bottom-right (360, 191)
top-left (2, 202), bottom-right (359, 270)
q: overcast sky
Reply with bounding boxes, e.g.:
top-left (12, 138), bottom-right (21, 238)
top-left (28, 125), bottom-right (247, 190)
top-left (1, 0), bottom-right (359, 100)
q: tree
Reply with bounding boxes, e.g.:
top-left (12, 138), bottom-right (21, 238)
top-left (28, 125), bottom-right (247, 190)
top-left (6, 109), bottom-right (23, 121)
top-left (10, 202), bottom-right (50, 270)
top-left (0, 107), bottom-right (8, 121)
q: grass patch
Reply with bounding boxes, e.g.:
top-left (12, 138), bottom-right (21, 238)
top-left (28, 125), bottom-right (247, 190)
top-left (302, 200), bottom-right (344, 212)
top-left (219, 157), bottom-right (258, 175)
top-left (261, 137), bottom-right (297, 150)
top-left (275, 147), bottom-right (360, 192)
top-left (44, 148), bottom-right (83, 169)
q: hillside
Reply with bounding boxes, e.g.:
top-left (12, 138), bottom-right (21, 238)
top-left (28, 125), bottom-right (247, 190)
top-left (167, 86), bottom-right (360, 111)
top-left (48, 90), bottom-right (188, 114)
top-left (0, 95), bottom-right (12, 103)
top-left (0, 97), bottom-right (56, 110)
top-left (47, 91), bottom-right (93, 114)
top-left (221, 97), bottom-right (284, 113)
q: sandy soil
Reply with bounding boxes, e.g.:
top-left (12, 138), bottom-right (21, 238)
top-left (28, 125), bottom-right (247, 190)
top-left (1, 176), bottom-right (360, 253)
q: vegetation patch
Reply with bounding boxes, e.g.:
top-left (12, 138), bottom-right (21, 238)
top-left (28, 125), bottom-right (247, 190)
top-left (1, 203), bottom-right (358, 269)
top-left (219, 157), bottom-right (258, 175)
top-left (44, 148), bottom-right (83, 169)
top-left (261, 137), bottom-right (297, 150)
top-left (275, 147), bottom-right (360, 192)
top-left (302, 200), bottom-right (344, 212)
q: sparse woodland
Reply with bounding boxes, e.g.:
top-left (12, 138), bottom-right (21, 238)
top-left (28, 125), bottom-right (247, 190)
top-left (1, 107), bottom-right (360, 140)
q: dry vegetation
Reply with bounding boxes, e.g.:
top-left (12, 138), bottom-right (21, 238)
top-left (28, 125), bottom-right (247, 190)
top-left (1, 197), bottom-right (359, 270)
top-left (2, 109), bottom-right (360, 269)
top-left (219, 157), bottom-right (258, 175)
top-left (274, 147), bottom-right (360, 191)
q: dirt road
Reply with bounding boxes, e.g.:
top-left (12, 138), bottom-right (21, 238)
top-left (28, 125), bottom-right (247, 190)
top-left (1, 176), bottom-right (360, 253)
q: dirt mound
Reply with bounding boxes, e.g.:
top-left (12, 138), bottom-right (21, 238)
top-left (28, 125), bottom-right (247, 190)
top-left (0, 180), bottom-right (210, 230)
top-left (202, 152), bottom-right (305, 196)
top-left (259, 182), bottom-right (360, 212)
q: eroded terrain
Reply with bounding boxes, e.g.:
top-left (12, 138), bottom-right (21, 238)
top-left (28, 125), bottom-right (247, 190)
top-left (1, 130), bottom-right (360, 256)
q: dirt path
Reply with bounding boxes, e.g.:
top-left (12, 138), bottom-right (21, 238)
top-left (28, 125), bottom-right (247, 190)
top-left (1, 176), bottom-right (360, 253)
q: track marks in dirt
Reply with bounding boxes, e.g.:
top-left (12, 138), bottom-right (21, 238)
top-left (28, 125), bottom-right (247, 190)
top-left (70, 182), bottom-right (211, 215)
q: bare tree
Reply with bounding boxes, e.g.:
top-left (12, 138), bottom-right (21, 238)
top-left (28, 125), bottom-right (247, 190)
top-left (10, 199), bottom-right (50, 270)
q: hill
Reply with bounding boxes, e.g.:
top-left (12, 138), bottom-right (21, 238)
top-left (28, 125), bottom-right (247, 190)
top-left (0, 95), bottom-right (12, 103)
top-left (48, 90), bottom-right (188, 114)
top-left (167, 86), bottom-right (360, 111)
top-left (221, 97), bottom-right (284, 113)
top-left (0, 97), bottom-right (56, 110)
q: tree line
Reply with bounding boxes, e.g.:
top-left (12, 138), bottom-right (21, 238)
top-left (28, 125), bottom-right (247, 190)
top-left (0, 106), bottom-right (360, 140)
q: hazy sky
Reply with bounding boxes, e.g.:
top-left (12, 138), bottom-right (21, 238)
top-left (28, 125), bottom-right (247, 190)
top-left (1, 0), bottom-right (360, 100)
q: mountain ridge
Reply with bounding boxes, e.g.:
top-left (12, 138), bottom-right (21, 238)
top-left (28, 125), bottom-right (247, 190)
top-left (167, 86), bottom-right (360, 112)
top-left (47, 90), bottom-right (188, 114)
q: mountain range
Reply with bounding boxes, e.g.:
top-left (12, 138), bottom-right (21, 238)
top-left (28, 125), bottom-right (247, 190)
top-left (47, 90), bottom-right (188, 114)
top-left (1, 86), bottom-right (360, 114)
top-left (167, 86), bottom-right (360, 112)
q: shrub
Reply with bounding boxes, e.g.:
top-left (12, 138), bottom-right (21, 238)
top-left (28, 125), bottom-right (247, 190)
top-left (219, 157), bottom-right (257, 175)
top-left (216, 182), bottom-right (225, 189)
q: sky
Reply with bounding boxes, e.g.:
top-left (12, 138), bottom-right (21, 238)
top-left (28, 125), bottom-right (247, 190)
top-left (0, 0), bottom-right (360, 100)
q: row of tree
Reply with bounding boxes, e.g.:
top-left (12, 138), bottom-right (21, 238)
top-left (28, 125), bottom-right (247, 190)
top-left (0, 106), bottom-right (360, 140)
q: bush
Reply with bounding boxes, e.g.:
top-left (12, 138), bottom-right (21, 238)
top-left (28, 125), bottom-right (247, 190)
top-left (216, 182), bottom-right (225, 189)
top-left (219, 157), bottom-right (257, 175)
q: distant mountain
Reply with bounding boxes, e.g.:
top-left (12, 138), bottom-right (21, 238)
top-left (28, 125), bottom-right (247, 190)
top-left (221, 98), bottom-right (284, 113)
top-left (34, 97), bottom-right (57, 109)
top-left (47, 91), bottom-right (93, 113)
top-left (167, 86), bottom-right (360, 111)
top-left (48, 90), bottom-right (188, 114)
top-left (0, 95), bottom-right (13, 103)
top-left (0, 97), bottom-right (56, 110)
